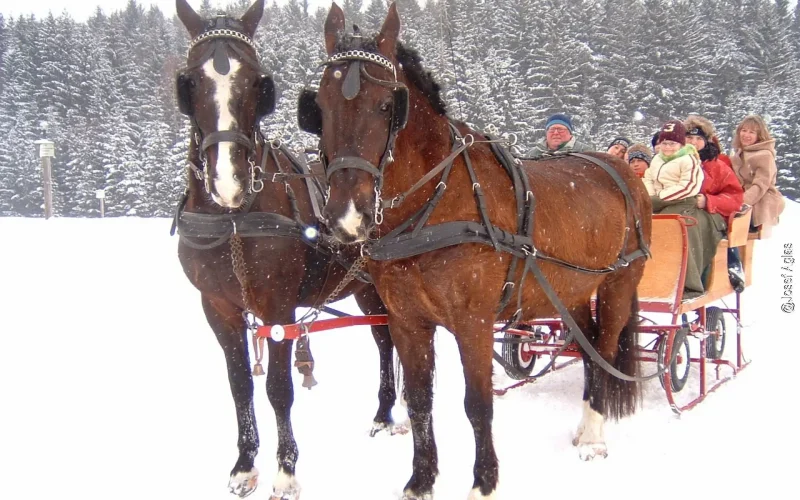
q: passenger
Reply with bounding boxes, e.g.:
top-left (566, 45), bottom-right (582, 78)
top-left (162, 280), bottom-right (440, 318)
top-left (524, 113), bottom-right (593, 158)
top-left (684, 115), bottom-right (746, 293)
top-left (644, 120), bottom-right (708, 299)
top-left (730, 114), bottom-right (785, 231)
top-left (651, 131), bottom-right (661, 155)
top-left (626, 143), bottom-right (651, 177)
top-left (606, 137), bottom-right (631, 159)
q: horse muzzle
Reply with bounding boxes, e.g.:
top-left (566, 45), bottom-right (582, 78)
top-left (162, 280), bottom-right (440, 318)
top-left (325, 199), bottom-right (373, 244)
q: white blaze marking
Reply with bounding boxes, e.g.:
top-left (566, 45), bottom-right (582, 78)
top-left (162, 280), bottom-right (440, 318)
top-left (203, 58), bottom-right (243, 207)
top-left (338, 200), bottom-right (364, 238)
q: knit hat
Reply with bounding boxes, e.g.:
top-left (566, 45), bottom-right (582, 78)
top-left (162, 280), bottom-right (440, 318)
top-left (656, 120), bottom-right (687, 145)
top-left (607, 137), bottom-right (631, 149)
top-left (627, 143), bottom-right (652, 165)
top-left (545, 113), bottom-right (573, 133)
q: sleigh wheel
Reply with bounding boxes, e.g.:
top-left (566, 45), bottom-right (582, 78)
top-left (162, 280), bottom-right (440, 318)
top-left (501, 332), bottom-right (537, 380)
top-left (658, 329), bottom-right (691, 393)
top-left (705, 307), bottom-right (726, 360)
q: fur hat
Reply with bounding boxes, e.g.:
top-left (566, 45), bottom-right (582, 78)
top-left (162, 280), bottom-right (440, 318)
top-left (545, 113), bottom-right (573, 133)
top-left (656, 120), bottom-right (686, 145)
top-left (627, 143), bottom-right (652, 165)
top-left (684, 114), bottom-right (716, 141)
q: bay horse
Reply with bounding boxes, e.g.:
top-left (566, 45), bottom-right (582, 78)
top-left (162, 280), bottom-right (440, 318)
top-left (303, 3), bottom-right (652, 498)
top-left (173, 1), bottom-right (401, 498)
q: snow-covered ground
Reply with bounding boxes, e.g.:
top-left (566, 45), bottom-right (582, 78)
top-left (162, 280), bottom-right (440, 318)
top-left (1, 201), bottom-right (798, 500)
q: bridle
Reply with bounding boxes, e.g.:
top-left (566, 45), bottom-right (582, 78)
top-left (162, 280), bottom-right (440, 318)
top-left (298, 48), bottom-right (409, 225)
top-left (176, 16), bottom-right (276, 196)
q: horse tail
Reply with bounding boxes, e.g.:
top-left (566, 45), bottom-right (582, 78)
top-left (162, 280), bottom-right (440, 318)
top-left (600, 291), bottom-right (642, 421)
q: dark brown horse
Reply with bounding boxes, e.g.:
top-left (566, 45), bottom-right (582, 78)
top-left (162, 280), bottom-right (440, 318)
top-left (306, 3), bottom-right (652, 498)
top-left (174, 1), bottom-right (401, 498)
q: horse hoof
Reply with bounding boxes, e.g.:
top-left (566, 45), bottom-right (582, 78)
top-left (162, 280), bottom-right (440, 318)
top-left (401, 492), bottom-right (433, 500)
top-left (467, 486), bottom-right (497, 499)
top-left (270, 470), bottom-right (301, 500)
top-left (578, 443), bottom-right (608, 461)
top-left (369, 421), bottom-right (410, 437)
top-left (390, 422), bottom-right (410, 435)
top-left (228, 468), bottom-right (259, 498)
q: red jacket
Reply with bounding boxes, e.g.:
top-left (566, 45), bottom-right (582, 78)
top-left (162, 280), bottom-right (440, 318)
top-left (700, 156), bottom-right (744, 219)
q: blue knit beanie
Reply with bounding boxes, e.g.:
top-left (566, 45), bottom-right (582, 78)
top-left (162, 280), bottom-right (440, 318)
top-left (545, 113), bottom-right (573, 133)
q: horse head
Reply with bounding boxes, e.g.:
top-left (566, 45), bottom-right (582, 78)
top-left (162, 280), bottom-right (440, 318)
top-left (175, 0), bottom-right (275, 209)
top-left (304, 2), bottom-right (408, 243)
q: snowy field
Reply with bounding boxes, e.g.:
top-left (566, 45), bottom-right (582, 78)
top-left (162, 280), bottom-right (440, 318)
top-left (1, 201), bottom-right (799, 500)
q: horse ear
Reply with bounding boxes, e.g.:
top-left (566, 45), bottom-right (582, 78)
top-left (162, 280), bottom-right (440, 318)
top-left (378, 2), bottom-right (400, 57)
top-left (240, 0), bottom-right (265, 37)
top-left (325, 3), bottom-right (346, 55)
top-left (176, 0), bottom-right (204, 38)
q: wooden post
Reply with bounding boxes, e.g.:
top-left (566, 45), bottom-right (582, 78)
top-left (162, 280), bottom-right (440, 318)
top-left (42, 156), bottom-right (53, 219)
top-left (34, 139), bottom-right (55, 219)
top-left (96, 189), bottom-right (105, 218)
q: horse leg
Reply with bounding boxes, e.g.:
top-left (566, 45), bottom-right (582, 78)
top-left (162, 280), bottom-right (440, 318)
top-left (452, 321), bottom-right (498, 499)
top-left (265, 334), bottom-right (300, 500)
top-left (201, 295), bottom-right (260, 498)
top-left (390, 316), bottom-right (438, 499)
top-left (574, 270), bottom-right (642, 461)
top-left (354, 287), bottom-right (403, 436)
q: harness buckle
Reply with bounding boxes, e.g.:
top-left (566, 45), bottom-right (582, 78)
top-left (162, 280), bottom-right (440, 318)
top-left (436, 181), bottom-right (447, 191)
top-left (472, 183), bottom-right (481, 192)
top-left (250, 163), bottom-right (264, 193)
top-left (374, 187), bottom-right (384, 225)
top-left (502, 281), bottom-right (515, 291)
top-left (270, 138), bottom-right (282, 150)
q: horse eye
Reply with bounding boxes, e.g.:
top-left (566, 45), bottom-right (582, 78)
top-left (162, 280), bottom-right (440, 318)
top-left (380, 101), bottom-right (392, 113)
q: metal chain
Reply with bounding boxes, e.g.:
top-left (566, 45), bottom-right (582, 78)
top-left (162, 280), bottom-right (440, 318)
top-left (321, 255), bottom-right (368, 310)
top-left (296, 255), bottom-right (369, 327)
top-left (189, 29), bottom-right (256, 53)
top-left (230, 232), bottom-right (267, 377)
top-left (230, 233), bottom-right (253, 314)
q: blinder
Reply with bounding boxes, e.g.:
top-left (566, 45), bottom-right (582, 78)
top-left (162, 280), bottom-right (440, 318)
top-left (255, 75), bottom-right (276, 119)
top-left (176, 72), bottom-right (195, 116)
top-left (297, 89), bottom-right (323, 136)
top-left (390, 87), bottom-right (409, 133)
top-left (296, 87), bottom-right (407, 136)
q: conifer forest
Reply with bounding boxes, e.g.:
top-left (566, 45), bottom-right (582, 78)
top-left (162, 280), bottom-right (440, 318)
top-left (1, 0), bottom-right (798, 217)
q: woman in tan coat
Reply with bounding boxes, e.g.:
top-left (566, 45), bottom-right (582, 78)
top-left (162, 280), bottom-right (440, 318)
top-left (730, 115), bottom-right (785, 229)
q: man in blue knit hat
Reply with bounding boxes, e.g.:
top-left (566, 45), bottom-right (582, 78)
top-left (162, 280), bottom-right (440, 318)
top-left (524, 113), bottom-right (593, 159)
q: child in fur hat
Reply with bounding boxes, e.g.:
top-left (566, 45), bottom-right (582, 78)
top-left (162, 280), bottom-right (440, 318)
top-left (644, 120), bottom-right (709, 299)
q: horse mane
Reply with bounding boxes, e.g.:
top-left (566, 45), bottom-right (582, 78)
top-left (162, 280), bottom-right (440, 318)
top-left (334, 34), bottom-right (448, 116)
